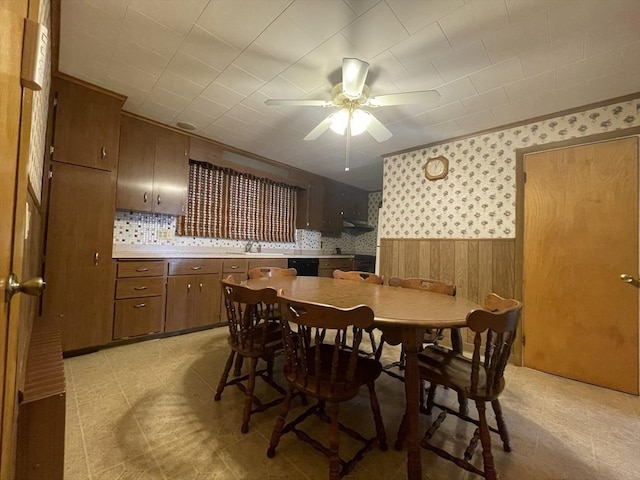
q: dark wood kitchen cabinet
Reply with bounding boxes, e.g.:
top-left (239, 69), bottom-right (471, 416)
top-left (117, 114), bottom-right (190, 215)
top-left (42, 162), bottom-right (117, 352)
top-left (341, 185), bottom-right (369, 222)
top-left (114, 261), bottom-right (167, 339)
top-left (165, 259), bottom-right (222, 332)
top-left (51, 76), bottom-right (123, 171)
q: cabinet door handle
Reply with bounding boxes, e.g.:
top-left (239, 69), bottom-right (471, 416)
top-left (135, 267), bottom-right (149, 272)
top-left (93, 252), bottom-right (99, 266)
top-left (157, 195), bottom-right (161, 205)
top-left (134, 286), bottom-right (148, 291)
top-left (133, 303), bottom-right (146, 308)
top-left (143, 192), bottom-right (148, 203)
top-left (190, 266), bottom-right (202, 271)
top-left (199, 283), bottom-right (203, 292)
top-left (187, 283), bottom-right (191, 293)
top-left (100, 146), bottom-right (106, 159)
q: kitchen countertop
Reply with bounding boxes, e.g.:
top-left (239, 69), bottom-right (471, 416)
top-left (112, 244), bottom-right (354, 259)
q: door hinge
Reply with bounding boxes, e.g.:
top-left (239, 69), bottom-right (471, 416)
top-left (49, 145), bottom-right (54, 154)
top-left (53, 97), bottom-right (58, 106)
top-left (48, 169), bottom-right (53, 179)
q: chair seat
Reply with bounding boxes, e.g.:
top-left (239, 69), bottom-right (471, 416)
top-left (228, 322), bottom-right (283, 358)
top-left (418, 345), bottom-right (505, 402)
top-left (284, 343), bottom-right (382, 401)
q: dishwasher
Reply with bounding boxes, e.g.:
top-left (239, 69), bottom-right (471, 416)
top-left (287, 258), bottom-right (319, 276)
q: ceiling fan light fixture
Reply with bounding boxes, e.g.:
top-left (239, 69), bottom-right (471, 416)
top-left (329, 108), bottom-right (371, 136)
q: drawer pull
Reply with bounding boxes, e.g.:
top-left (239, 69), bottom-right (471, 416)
top-left (230, 265), bottom-right (239, 270)
top-left (135, 267), bottom-right (149, 272)
top-left (134, 303), bottom-right (146, 308)
top-left (134, 286), bottom-right (148, 291)
top-left (190, 266), bottom-right (202, 270)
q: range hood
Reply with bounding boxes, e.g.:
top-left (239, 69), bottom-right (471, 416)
top-left (343, 219), bottom-right (375, 232)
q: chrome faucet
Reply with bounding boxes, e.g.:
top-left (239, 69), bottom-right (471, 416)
top-left (245, 239), bottom-right (261, 253)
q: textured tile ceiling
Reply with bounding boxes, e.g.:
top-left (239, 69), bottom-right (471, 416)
top-left (58, 0), bottom-right (640, 190)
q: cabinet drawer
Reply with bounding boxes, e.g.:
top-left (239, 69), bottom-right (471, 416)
top-left (116, 277), bottom-right (164, 299)
top-left (319, 258), bottom-right (354, 270)
top-left (117, 261), bottom-right (166, 278)
top-left (222, 259), bottom-right (248, 273)
top-left (114, 297), bottom-right (164, 339)
top-left (168, 259), bottom-right (221, 275)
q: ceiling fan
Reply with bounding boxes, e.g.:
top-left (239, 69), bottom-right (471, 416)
top-left (265, 58), bottom-right (440, 171)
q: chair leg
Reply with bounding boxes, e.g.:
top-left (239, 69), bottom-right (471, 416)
top-left (491, 399), bottom-right (511, 452)
top-left (425, 382), bottom-right (437, 414)
top-left (366, 383), bottom-right (388, 451)
top-left (241, 357), bottom-right (259, 434)
top-left (233, 353), bottom-right (244, 376)
top-left (458, 393), bottom-right (469, 416)
top-left (476, 400), bottom-right (497, 480)
top-left (214, 350), bottom-right (236, 401)
top-left (267, 387), bottom-right (294, 458)
top-left (266, 354), bottom-right (274, 380)
top-left (394, 411), bottom-right (408, 451)
top-left (327, 401), bottom-right (341, 480)
top-left (374, 335), bottom-right (385, 361)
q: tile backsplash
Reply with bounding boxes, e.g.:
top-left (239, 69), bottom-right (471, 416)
top-left (113, 191), bottom-right (381, 255)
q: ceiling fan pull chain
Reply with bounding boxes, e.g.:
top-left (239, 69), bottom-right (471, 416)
top-left (345, 117), bottom-right (351, 172)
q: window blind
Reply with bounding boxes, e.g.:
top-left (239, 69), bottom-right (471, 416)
top-left (177, 160), bottom-right (296, 242)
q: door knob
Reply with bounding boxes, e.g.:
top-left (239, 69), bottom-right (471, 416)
top-left (620, 273), bottom-right (639, 284)
top-left (5, 273), bottom-right (46, 302)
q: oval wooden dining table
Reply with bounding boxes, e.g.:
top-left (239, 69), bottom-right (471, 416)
top-left (242, 275), bottom-right (481, 480)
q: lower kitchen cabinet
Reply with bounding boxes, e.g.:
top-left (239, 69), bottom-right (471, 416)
top-left (166, 259), bottom-right (222, 332)
top-left (43, 162), bottom-right (116, 352)
top-left (114, 260), bottom-right (167, 340)
top-left (318, 257), bottom-right (354, 277)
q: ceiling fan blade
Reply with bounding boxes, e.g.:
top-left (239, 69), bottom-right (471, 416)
top-left (367, 113), bottom-right (392, 142)
top-left (368, 90), bottom-right (440, 107)
top-left (265, 99), bottom-right (332, 107)
top-left (342, 58), bottom-right (369, 99)
top-left (303, 115), bottom-right (333, 141)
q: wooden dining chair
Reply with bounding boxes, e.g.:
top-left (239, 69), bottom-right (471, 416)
top-left (396, 293), bottom-right (522, 480)
top-left (215, 277), bottom-right (287, 433)
top-left (267, 295), bottom-right (387, 479)
top-left (332, 269), bottom-right (383, 355)
top-left (378, 277), bottom-right (457, 383)
top-left (247, 266), bottom-right (298, 279)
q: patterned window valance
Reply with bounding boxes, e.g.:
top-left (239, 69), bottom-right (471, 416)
top-left (177, 160), bottom-right (296, 242)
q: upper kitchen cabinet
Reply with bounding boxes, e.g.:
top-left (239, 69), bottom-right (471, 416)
top-left (117, 114), bottom-right (190, 216)
top-left (51, 76), bottom-right (124, 171)
top-left (296, 177), bottom-right (325, 231)
top-left (342, 185), bottom-right (369, 222)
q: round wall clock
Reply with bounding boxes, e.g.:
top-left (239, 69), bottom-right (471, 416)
top-left (423, 155), bottom-right (449, 181)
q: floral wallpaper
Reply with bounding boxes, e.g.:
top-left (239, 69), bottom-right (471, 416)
top-left (381, 98), bottom-right (640, 239)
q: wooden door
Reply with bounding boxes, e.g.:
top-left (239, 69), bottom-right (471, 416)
top-left (1, 0), bottom-right (31, 475)
top-left (192, 274), bottom-right (221, 327)
top-left (116, 115), bottom-right (156, 212)
top-left (153, 127), bottom-right (189, 216)
top-left (165, 276), bottom-right (194, 332)
top-left (43, 163), bottom-right (116, 351)
top-left (52, 78), bottom-right (121, 171)
top-left (523, 137), bottom-right (639, 394)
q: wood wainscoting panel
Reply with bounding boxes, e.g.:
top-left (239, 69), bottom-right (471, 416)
top-left (379, 238), bottom-right (517, 354)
